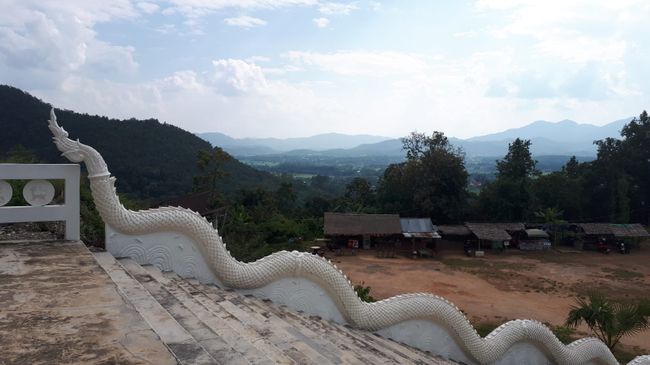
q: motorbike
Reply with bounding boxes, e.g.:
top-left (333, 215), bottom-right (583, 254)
top-left (597, 240), bottom-right (610, 254)
top-left (618, 241), bottom-right (629, 254)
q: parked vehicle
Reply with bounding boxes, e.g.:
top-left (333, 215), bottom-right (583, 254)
top-left (597, 239), bottom-right (610, 254)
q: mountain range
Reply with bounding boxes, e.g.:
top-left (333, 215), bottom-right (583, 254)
top-left (0, 85), bottom-right (281, 201)
top-left (198, 118), bottom-right (632, 158)
top-left (197, 132), bottom-right (392, 156)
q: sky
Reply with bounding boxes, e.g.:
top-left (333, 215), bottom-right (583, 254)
top-left (1, 0), bottom-right (649, 139)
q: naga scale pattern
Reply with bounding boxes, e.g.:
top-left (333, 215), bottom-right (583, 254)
top-left (48, 110), bottom-right (648, 365)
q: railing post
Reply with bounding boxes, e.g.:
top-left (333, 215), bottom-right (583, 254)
top-left (0, 164), bottom-right (80, 241)
top-left (64, 166), bottom-right (80, 240)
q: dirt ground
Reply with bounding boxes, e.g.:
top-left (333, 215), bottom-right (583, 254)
top-left (330, 247), bottom-right (650, 355)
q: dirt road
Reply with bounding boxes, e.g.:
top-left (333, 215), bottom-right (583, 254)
top-left (331, 248), bottom-right (650, 352)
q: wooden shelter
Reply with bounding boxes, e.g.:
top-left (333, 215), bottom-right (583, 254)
top-left (436, 225), bottom-right (473, 252)
top-left (437, 225), bottom-right (472, 237)
top-left (574, 223), bottom-right (649, 250)
top-left (464, 222), bottom-right (525, 252)
top-left (323, 212), bottom-right (402, 249)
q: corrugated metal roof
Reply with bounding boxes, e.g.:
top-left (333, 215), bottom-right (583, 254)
top-left (525, 229), bottom-right (549, 239)
top-left (609, 223), bottom-right (649, 238)
top-left (400, 218), bottom-right (440, 238)
top-left (403, 232), bottom-right (442, 239)
top-left (324, 212), bottom-right (402, 235)
top-left (400, 218), bottom-right (434, 232)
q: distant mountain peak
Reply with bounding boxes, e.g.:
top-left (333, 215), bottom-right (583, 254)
top-left (196, 131), bottom-right (393, 155)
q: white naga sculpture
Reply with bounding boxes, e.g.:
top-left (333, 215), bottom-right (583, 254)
top-left (48, 110), bottom-right (649, 365)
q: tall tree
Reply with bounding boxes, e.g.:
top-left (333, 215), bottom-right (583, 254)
top-left (480, 138), bottom-right (538, 221)
top-left (193, 147), bottom-right (231, 207)
top-left (378, 131), bottom-right (468, 222)
top-left (593, 138), bottom-right (630, 223)
top-left (344, 177), bottom-right (375, 212)
top-left (496, 138), bottom-right (539, 180)
top-left (619, 110), bottom-right (650, 223)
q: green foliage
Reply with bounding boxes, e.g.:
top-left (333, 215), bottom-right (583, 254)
top-left (480, 138), bottom-right (538, 221)
top-left (342, 177), bottom-right (375, 212)
top-left (353, 282), bottom-right (376, 303)
top-left (496, 138), bottom-right (539, 180)
top-left (550, 325), bottom-right (576, 344)
top-left (193, 147), bottom-right (231, 207)
top-left (79, 177), bottom-right (105, 247)
top-left (534, 207), bottom-right (565, 224)
top-left (565, 293), bottom-right (650, 350)
top-left (377, 131), bottom-right (468, 222)
top-left (474, 321), bottom-right (501, 337)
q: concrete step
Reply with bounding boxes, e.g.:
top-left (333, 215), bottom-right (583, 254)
top-left (118, 259), bottom-right (247, 365)
top-left (165, 273), bottom-right (306, 365)
top-left (92, 252), bottom-right (218, 365)
top-left (186, 279), bottom-right (366, 365)
top-left (245, 297), bottom-right (406, 364)
top-left (189, 280), bottom-right (377, 365)
top-left (99, 253), bottom-right (455, 365)
top-left (234, 289), bottom-right (444, 365)
top-left (140, 265), bottom-right (279, 365)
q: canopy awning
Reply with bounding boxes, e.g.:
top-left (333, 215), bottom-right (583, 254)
top-left (403, 232), bottom-right (441, 239)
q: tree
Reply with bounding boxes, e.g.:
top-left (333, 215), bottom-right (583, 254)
top-left (193, 147), bottom-right (231, 207)
top-left (378, 131), bottom-right (468, 222)
top-left (1, 144), bottom-right (38, 163)
top-left (619, 110), bottom-right (650, 223)
top-left (565, 293), bottom-right (650, 351)
top-left (274, 182), bottom-right (297, 215)
top-left (534, 207), bottom-right (565, 224)
top-left (480, 138), bottom-right (538, 221)
top-left (344, 177), bottom-right (374, 212)
top-left (496, 138), bottom-right (539, 180)
top-left (593, 138), bottom-right (630, 223)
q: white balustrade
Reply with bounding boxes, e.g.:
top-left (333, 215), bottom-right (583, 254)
top-left (0, 164), bottom-right (80, 240)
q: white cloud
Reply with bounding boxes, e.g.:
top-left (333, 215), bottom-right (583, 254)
top-left (0, 1), bottom-right (137, 88)
top-left (211, 59), bottom-right (268, 95)
top-left (285, 50), bottom-right (429, 76)
top-left (223, 15), bottom-right (267, 28)
top-left (165, 0), bottom-right (317, 18)
top-left (453, 31), bottom-right (478, 38)
top-left (137, 2), bottom-right (160, 14)
top-left (369, 1), bottom-right (382, 11)
top-left (312, 17), bottom-right (330, 28)
top-left (475, 0), bottom-right (648, 65)
top-left (318, 2), bottom-right (358, 15)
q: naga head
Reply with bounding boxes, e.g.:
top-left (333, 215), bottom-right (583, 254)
top-left (48, 108), bottom-right (110, 179)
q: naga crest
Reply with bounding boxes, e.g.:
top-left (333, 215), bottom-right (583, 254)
top-left (48, 109), bottom-right (110, 179)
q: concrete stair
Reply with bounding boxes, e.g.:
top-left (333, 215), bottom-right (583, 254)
top-left (93, 251), bottom-right (456, 365)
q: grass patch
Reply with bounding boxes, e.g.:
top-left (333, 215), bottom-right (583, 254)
top-left (441, 258), bottom-right (533, 271)
top-left (602, 267), bottom-right (644, 281)
top-left (613, 346), bottom-right (648, 364)
top-left (474, 321), bottom-right (502, 337)
top-left (441, 258), bottom-right (487, 269)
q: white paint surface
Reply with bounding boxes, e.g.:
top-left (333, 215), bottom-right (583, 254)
top-left (0, 164), bottom-right (79, 240)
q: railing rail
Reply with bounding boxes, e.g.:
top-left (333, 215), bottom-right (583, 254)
top-left (0, 164), bottom-right (80, 240)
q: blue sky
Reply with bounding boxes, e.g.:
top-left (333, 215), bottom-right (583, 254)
top-left (1, 0), bottom-right (648, 138)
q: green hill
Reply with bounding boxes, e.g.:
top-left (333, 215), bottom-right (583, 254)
top-left (0, 85), bottom-right (280, 201)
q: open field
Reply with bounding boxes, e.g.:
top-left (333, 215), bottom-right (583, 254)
top-left (330, 247), bottom-right (650, 358)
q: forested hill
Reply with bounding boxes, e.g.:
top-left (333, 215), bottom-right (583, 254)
top-left (0, 85), bottom-right (280, 201)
